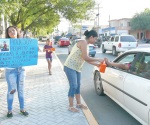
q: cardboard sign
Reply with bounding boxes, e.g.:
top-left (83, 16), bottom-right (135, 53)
top-left (0, 38), bottom-right (38, 68)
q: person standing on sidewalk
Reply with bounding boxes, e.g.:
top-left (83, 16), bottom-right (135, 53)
top-left (64, 30), bottom-right (104, 112)
top-left (43, 39), bottom-right (53, 75)
top-left (5, 26), bottom-right (29, 118)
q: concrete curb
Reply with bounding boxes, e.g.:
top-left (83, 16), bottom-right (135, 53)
top-left (53, 52), bottom-right (99, 125)
top-left (0, 68), bottom-right (5, 79)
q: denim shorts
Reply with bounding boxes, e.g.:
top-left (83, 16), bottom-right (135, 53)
top-left (64, 66), bottom-right (81, 97)
top-left (46, 58), bottom-right (52, 61)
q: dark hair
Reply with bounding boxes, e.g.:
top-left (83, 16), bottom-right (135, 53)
top-left (84, 30), bottom-right (98, 39)
top-left (5, 26), bottom-right (20, 38)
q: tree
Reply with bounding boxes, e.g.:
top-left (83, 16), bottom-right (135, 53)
top-left (131, 8), bottom-right (150, 30)
top-left (0, 0), bottom-right (95, 36)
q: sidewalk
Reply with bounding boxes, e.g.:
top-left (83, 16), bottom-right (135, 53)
top-left (0, 52), bottom-right (98, 125)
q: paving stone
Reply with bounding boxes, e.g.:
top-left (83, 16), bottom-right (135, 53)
top-left (0, 54), bottom-right (89, 125)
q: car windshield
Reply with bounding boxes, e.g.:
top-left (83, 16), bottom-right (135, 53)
top-left (120, 36), bottom-right (136, 42)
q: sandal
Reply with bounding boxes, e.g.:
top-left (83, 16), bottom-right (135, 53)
top-left (76, 104), bottom-right (88, 109)
top-left (68, 107), bottom-right (79, 112)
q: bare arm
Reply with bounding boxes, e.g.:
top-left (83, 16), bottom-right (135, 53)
top-left (78, 40), bottom-right (103, 63)
top-left (104, 58), bottom-right (129, 70)
top-left (87, 61), bottom-right (100, 67)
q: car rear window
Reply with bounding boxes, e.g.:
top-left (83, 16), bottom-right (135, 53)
top-left (60, 38), bottom-right (69, 40)
top-left (89, 46), bottom-right (94, 50)
top-left (120, 36), bottom-right (136, 42)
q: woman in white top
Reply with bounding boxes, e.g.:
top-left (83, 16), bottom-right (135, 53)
top-left (64, 30), bottom-right (104, 112)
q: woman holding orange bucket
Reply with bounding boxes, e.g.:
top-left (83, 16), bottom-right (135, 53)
top-left (64, 30), bottom-right (104, 112)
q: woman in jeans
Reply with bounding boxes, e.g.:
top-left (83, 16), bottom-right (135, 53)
top-left (5, 26), bottom-right (29, 118)
top-left (64, 30), bottom-right (104, 112)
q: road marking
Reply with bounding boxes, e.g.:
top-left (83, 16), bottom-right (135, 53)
top-left (54, 52), bottom-right (99, 125)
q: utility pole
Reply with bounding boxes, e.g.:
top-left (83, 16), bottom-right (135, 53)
top-left (98, 4), bottom-right (99, 28)
top-left (109, 15), bottom-right (110, 36)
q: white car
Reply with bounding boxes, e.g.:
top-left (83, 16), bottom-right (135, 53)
top-left (41, 36), bottom-right (47, 42)
top-left (102, 35), bottom-right (138, 56)
top-left (93, 48), bottom-right (150, 125)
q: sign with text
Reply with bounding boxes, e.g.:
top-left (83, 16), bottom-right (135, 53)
top-left (0, 38), bottom-right (38, 68)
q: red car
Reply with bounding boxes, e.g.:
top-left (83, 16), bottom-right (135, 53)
top-left (58, 37), bottom-right (70, 47)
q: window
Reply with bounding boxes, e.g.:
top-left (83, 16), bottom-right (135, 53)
top-left (117, 54), bottom-right (136, 64)
top-left (128, 22), bottom-right (130, 26)
top-left (120, 23), bottom-right (123, 27)
top-left (130, 52), bottom-right (150, 80)
top-left (110, 37), bottom-right (114, 42)
top-left (120, 36), bottom-right (136, 42)
top-left (115, 36), bottom-right (119, 42)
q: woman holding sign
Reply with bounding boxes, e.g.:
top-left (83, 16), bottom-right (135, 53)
top-left (64, 30), bottom-right (104, 112)
top-left (43, 39), bottom-right (53, 75)
top-left (5, 26), bottom-right (29, 118)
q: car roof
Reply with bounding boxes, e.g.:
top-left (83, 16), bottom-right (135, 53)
top-left (125, 48), bottom-right (150, 53)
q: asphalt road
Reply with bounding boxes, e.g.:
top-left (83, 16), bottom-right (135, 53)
top-left (52, 44), bottom-right (141, 125)
top-left (38, 41), bottom-right (142, 125)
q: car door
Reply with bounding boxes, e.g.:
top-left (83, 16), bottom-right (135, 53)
top-left (102, 53), bottom-right (136, 104)
top-left (107, 37), bottom-right (114, 50)
top-left (124, 52), bottom-right (150, 125)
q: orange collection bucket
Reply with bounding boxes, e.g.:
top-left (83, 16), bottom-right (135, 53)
top-left (51, 48), bottom-right (55, 51)
top-left (99, 61), bottom-right (106, 73)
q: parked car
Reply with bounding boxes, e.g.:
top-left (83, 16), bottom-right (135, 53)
top-left (94, 37), bottom-right (102, 48)
top-left (102, 35), bottom-right (138, 56)
top-left (68, 39), bottom-right (96, 57)
top-left (41, 36), bottom-right (47, 42)
top-left (54, 36), bottom-right (62, 44)
top-left (89, 44), bottom-right (96, 57)
top-left (57, 37), bottom-right (70, 47)
top-left (93, 48), bottom-right (150, 125)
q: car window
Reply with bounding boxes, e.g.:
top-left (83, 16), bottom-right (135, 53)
top-left (120, 36), bottom-right (136, 42)
top-left (115, 36), bottom-right (119, 42)
top-left (60, 38), bottom-right (69, 40)
top-left (116, 54), bottom-right (136, 64)
top-left (110, 37), bottom-right (114, 42)
top-left (133, 53), bottom-right (150, 80)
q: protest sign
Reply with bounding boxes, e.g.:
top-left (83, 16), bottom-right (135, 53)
top-left (0, 38), bottom-right (38, 68)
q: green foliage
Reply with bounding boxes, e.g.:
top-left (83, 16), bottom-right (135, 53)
top-left (131, 8), bottom-right (150, 30)
top-left (0, 0), bottom-right (95, 36)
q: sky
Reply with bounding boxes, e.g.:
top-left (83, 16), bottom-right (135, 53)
top-left (58, 0), bottom-right (150, 32)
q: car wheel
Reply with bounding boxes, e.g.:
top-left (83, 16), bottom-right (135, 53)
top-left (94, 71), bottom-right (104, 96)
top-left (98, 45), bottom-right (101, 48)
top-left (91, 54), bottom-right (95, 57)
top-left (112, 47), bottom-right (118, 56)
top-left (102, 45), bottom-right (106, 53)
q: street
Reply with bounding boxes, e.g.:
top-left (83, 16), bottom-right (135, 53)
top-left (50, 43), bottom-right (142, 125)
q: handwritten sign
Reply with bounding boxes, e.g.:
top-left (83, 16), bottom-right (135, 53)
top-left (0, 38), bottom-right (38, 68)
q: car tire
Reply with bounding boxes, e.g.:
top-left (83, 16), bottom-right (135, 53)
top-left (94, 71), bottom-right (104, 96)
top-left (112, 47), bottom-right (118, 56)
top-left (91, 54), bottom-right (95, 57)
top-left (102, 45), bottom-right (106, 53)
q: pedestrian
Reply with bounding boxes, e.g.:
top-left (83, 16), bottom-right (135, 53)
top-left (3, 41), bottom-right (8, 51)
top-left (43, 39), bottom-right (53, 75)
top-left (64, 30), bottom-right (104, 112)
top-left (5, 26), bottom-right (29, 118)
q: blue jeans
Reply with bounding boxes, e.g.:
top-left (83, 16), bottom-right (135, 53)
top-left (64, 66), bottom-right (81, 97)
top-left (5, 67), bottom-right (25, 111)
